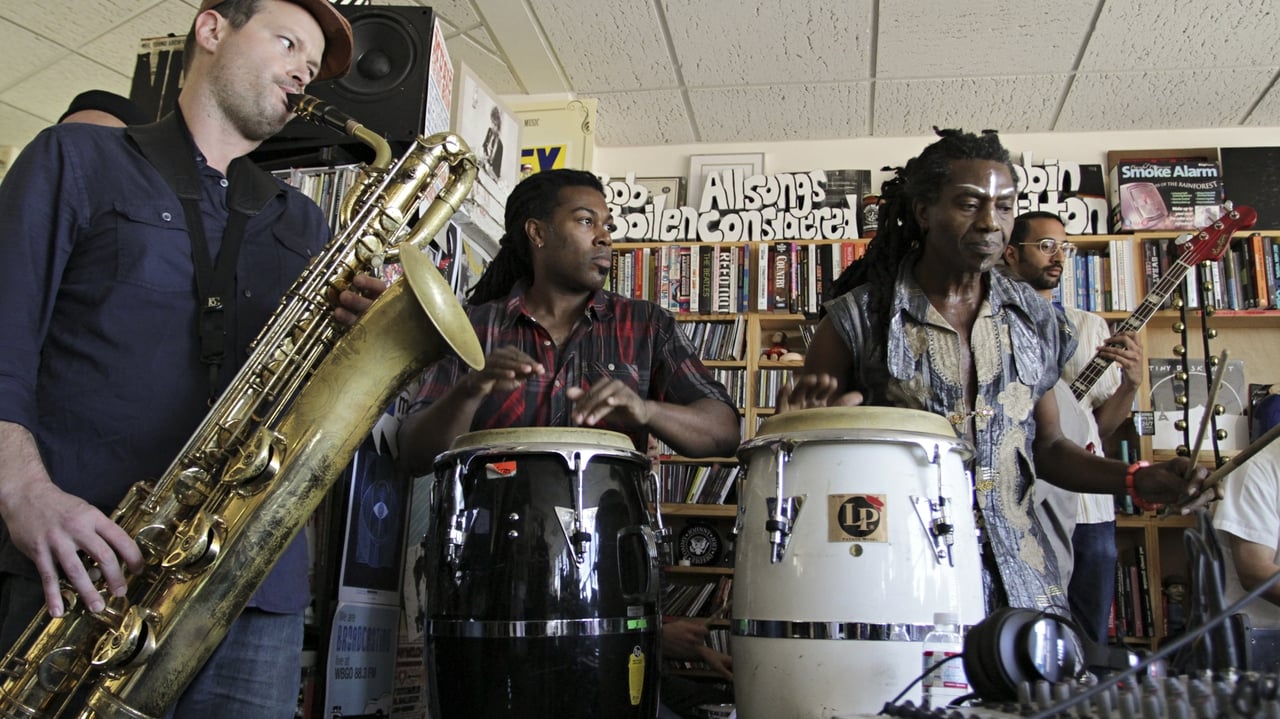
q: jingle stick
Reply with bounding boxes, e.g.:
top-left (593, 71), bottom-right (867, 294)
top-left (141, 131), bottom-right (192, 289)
top-left (1184, 349), bottom-right (1229, 481)
top-left (1162, 419), bottom-right (1280, 516)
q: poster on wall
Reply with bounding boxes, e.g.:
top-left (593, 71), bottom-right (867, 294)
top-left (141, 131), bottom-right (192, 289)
top-left (325, 601), bottom-right (398, 718)
top-left (452, 63), bottom-right (520, 206)
top-left (337, 441), bottom-right (409, 606)
top-left (512, 98), bottom-right (598, 175)
top-left (1010, 151), bottom-right (1108, 235)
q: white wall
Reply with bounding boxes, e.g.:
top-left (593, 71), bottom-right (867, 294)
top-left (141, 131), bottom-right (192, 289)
top-left (594, 126), bottom-right (1280, 198)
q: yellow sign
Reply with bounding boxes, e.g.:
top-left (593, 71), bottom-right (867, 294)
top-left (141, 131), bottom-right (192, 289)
top-left (520, 145), bottom-right (569, 176)
top-left (627, 645), bottom-right (645, 705)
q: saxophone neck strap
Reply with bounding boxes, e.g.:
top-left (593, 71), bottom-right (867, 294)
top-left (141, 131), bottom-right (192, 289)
top-left (127, 110), bottom-right (281, 400)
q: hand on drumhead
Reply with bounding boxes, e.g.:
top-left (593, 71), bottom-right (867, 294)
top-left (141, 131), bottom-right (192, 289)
top-left (776, 373), bottom-right (863, 414)
top-left (464, 347), bottom-right (545, 396)
top-left (661, 618), bottom-right (710, 659)
top-left (697, 645), bottom-right (734, 681)
top-left (567, 378), bottom-right (648, 429)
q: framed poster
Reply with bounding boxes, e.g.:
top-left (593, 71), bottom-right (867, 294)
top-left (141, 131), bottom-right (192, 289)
top-left (452, 62), bottom-right (520, 205)
top-left (337, 440), bottom-right (410, 606)
top-left (635, 176), bottom-right (686, 207)
top-left (511, 98), bottom-right (598, 176)
top-left (688, 153), bottom-right (764, 211)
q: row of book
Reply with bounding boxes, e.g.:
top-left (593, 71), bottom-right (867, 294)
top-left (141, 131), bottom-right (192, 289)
top-left (657, 463), bottom-right (740, 505)
top-left (605, 245), bottom-right (754, 314)
top-left (663, 577), bottom-right (734, 619)
top-left (1109, 545), bottom-right (1156, 639)
top-left (1050, 241), bottom-right (1139, 312)
top-left (677, 317), bottom-right (748, 361)
top-left (756, 369), bottom-right (798, 408)
top-left (271, 165), bottom-right (359, 230)
top-left (1141, 233), bottom-right (1280, 311)
top-left (604, 235), bottom-right (1280, 319)
top-left (757, 241), bottom-right (867, 316)
top-left (710, 369), bottom-right (747, 410)
top-left (604, 241), bottom-right (870, 316)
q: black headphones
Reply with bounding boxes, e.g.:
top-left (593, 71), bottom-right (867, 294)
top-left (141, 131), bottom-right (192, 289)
top-left (962, 607), bottom-right (1088, 702)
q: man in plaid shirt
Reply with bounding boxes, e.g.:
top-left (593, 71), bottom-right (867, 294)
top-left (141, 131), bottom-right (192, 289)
top-left (398, 168), bottom-right (740, 474)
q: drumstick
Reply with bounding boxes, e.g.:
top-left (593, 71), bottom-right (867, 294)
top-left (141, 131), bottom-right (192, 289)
top-left (1162, 420), bottom-right (1280, 516)
top-left (1184, 349), bottom-right (1229, 481)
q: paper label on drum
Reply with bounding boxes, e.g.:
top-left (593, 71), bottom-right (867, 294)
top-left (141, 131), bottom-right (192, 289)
top-left (628, 646), bottom-right (645, 705)
top-left (828, 494), bottom-right (887, 543)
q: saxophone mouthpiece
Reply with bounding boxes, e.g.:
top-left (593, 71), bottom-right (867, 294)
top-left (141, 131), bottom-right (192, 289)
top-left (288, 93), bottom-right (358, 135)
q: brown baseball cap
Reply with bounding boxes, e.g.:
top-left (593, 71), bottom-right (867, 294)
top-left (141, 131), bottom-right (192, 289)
top-left (199, 0), bottom-right (353, 82)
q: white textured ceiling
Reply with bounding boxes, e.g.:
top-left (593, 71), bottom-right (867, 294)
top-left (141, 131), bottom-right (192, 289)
top-left (0, 0), bottom-right (1277, 150)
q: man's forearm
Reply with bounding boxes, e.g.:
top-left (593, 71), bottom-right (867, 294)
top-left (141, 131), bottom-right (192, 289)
top-left (0, 421), bottom-right (52, 515)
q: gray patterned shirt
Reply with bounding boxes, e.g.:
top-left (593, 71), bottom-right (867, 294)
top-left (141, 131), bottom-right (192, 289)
top-left (825, 261), bottom-right (1077, 612)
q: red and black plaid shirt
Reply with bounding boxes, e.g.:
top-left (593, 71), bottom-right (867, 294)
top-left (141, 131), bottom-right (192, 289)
top-left (411, 281), bottom-right (735, 451)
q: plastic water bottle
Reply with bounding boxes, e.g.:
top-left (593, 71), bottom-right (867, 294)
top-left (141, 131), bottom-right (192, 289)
top-left (921, 612), bottom-right (969, 709)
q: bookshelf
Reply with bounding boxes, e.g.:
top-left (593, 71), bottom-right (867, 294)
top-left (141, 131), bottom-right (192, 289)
top-left (618, 226), bottom-right (1279, 653)
top-left (1063, 229), bottom-right (1280, 648)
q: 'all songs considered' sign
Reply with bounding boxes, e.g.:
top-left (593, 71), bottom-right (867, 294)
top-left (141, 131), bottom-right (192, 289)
top-left (602, 170), bottom-right (860, 242)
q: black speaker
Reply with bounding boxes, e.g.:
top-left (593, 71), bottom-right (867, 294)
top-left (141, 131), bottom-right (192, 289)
top-left (251, 5), bottom-right (437, 169)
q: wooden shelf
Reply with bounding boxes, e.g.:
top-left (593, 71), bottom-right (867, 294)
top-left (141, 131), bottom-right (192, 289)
top-left (664, 565), bottom-right (734, 576)
top-left (658, 503), bottom-right (736, 518)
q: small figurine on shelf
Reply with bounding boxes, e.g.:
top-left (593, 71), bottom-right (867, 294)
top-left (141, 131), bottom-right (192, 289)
top-left (1163, 574), bottom-right (1188, 637)
top-left (762, 331), bottom-right (788, 361)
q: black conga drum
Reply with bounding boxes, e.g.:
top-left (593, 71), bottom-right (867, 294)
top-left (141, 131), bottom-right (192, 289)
top-left (425, 428), bottom-right (661, 718)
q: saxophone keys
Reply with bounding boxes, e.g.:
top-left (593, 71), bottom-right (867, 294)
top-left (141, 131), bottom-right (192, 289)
top-left (90, 606), bottom-right (151, 670)
top-left (223, 430), bottom-right (283, 489)
top-left (161, 512), bottom-right (220, 572)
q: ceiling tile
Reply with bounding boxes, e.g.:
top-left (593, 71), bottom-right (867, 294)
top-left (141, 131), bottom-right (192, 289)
top-left (1058, 68), bottom-right (1275, 131)
top-left (80, 2), bottom-right (200, 83)
top-left (0, 0), bottom-right (158, 48)
top-left (0, 55), bottom-right (131, 127)
top-left (445, 34), bottom-right (522, 96)
top-left (0, 101), bottom-right (51, 149)
top-left (1244, 75), bottom-right (1280, 127)
top-left (874, 76), bottom-right (1068, 137)
top-left (593, 89), bottom-right (695, 146)
top-left (386, 0), bottom-right (481, 29)
top-left (688, 83), bottom-right (870, 143)
top-left (1081, 0), bottom-right (1280, 71)
top-left (664, 0), bottom-right (873, 86)
top-left (878, 0), bottom-right (1099, 78)
top-left (463, 26), bottom-right (498, 54)
top-left (0, 17), bottom-right (71, 94)
top-left (528, 0), bottom-right (676, 92)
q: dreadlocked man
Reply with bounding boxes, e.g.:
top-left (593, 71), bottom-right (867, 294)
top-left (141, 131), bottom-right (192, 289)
top-left (398, 168), bottom-right (739, 473)
top-left (780, 129), bottom-right (1214, 612)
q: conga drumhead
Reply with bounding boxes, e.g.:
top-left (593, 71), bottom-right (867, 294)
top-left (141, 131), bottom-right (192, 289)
top-left (450, 426), bottom-right (637, 452)
top-left (750, 406), bottom-right (959, 446)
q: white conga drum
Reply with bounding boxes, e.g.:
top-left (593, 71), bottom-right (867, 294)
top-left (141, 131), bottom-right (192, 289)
top-left (732, 407), bottom-right (981, 718)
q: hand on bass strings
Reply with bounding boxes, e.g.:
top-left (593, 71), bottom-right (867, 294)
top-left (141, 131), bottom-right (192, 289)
top-left (1132, 457), bottom-right (1217, 513)
top-left (567, 377), bottom-right (649, 428)
top-left (463, 346), bottom-right (546, 397)
top-left (1095, 330), bottom-right (1144, 390)
top-left (333, 272), bottom-right (388, 326)
top-left (775, 373), bottom-right (864, 414)
top-left (0, 476), bottom-right (143, 617)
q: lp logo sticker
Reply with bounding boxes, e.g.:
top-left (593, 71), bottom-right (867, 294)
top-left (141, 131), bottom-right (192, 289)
top-left (828, 494), bottom-right (887, 542)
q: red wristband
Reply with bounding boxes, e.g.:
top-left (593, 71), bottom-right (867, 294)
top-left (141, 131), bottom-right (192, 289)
top-left (1125, 460), bottom-right (1160, 512)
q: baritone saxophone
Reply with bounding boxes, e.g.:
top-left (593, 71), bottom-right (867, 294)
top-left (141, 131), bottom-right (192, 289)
top-left (0, 93), bottom-right (484, 719)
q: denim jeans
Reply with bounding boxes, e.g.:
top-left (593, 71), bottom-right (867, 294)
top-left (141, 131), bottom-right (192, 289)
top-left (166, 608), bottom-right (304, 719)
top-left (1068, 520), bottom-right (1117, 644)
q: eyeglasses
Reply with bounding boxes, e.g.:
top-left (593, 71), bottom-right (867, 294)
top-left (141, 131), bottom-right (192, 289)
top-left (1019, 238), bottom-right (1077, 258)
